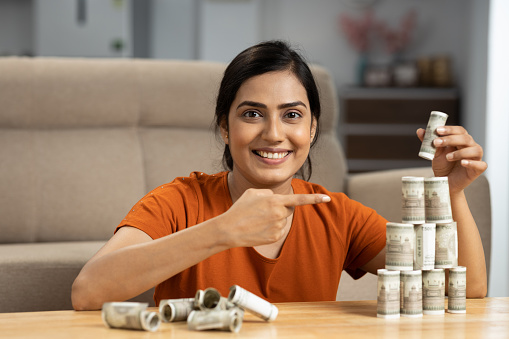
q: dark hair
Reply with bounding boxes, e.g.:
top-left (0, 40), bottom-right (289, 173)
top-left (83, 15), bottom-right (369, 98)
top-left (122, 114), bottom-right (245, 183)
top-left (214, 40), bottom-right (321, 181)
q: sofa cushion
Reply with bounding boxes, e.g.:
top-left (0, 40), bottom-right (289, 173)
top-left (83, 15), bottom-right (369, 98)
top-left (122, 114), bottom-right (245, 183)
top-left (0, 241), bottom-right (155, 312)
top-left (0, 129), bottom-right (146, 243)
top-left (0, 241), bottom-right (104, 312)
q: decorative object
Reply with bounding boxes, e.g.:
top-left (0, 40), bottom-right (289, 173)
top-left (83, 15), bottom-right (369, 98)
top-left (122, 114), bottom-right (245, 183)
top-left (375, 10), bottom-right (417, 60)
top-left (393, 61), bottom-right (418, 87)
top-left (339, 10), bottom-right (375, 86)
top-left (339, 9), bottom-right (417, 87)
top-left (363, 64), bottom-right (392, 87)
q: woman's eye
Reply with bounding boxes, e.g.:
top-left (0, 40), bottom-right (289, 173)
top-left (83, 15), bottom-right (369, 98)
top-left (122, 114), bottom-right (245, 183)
top-left (243, 110), bottom-right (261, 118)
top-left (285, 111), bottom-right (302, 119)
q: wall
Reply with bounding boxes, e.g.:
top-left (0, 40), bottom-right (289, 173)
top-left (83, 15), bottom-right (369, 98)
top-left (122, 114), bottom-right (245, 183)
top-left (485, 0), bottom-right (509, 298)
top-left (150, 0), bottom-right (198, 60)
top-left (0, 0), bottom-right (33, 56)
top-left (34, 0), bottom-right (132, 58)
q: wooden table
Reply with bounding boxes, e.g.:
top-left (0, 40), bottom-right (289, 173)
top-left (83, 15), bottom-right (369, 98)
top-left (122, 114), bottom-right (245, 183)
top-left (1, 298), bottom-right (508, 338)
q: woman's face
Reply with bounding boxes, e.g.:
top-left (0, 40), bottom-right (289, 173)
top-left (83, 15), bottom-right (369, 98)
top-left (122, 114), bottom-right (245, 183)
top-left (222, 70), bottom-right (316, 188)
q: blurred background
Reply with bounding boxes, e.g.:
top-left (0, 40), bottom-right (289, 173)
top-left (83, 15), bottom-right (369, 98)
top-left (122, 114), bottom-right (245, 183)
top-left (1, 0), bottom-right (507, 298)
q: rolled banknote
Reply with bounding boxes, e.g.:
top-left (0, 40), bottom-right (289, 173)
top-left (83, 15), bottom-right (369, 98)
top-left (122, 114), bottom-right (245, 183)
top-left (159, 298), bottom-right (195, 322)
top-left (385, 222), bottom-right (415, 271)
top-left (195, 288), bottom-right (234, 311)
top-left (187, 308), bottom-right (243, 333)
top-left (422, 269), bottom-right (445, 315)
top-left (228, 285), bottom-right (278, 321)
top-left (414, 223), bottom-right (436, 270)
top-left (400, 270), bottom-right (423, 318)
top-left (195, 288), bottom-right (221, 310)
top-left (102, 302), bottom-right (161, 332)
top-left (424, 177), bottom-right (453, 223)
top-left (401, 176), bottom-right (425, 224)
top-left (435, 222), bottom-right (458, 268)
top-left (419, 111), bottom-right (448, 160)
top-left (448, 266), bottom-right (467, 313)
top-left (377, 269), bottom-right (400, 318)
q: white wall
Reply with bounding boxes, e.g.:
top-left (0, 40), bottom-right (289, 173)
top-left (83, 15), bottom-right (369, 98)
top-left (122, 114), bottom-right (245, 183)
top-left (0, 0), bottom-right (33, 56)
top-left (150, 0), bottom-right (198, 60)
top-left (485, 0), bottom-right (509, 298)
top-left (34, 0), bottom-right (132, 58)
top-left (464, 1), bottom-right (489, 152)
top-left (199, 0), bottom-right (261, 62)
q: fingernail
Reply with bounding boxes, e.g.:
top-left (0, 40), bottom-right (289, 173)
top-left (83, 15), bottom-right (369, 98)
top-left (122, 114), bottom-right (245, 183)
top-left (436, 127), bottom-right (446, 134)
top-left (434, 138), bottom-right (443, 146)
top-left (461, 159), bottom-right (469, 166)
top-left (446, 153), bottom-right (453, 160)
top-left (322, 195), bottom-right (331, 203)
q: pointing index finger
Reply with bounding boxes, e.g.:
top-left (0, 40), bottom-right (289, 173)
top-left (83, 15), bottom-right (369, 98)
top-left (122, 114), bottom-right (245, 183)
top-left (281, 194), bottom-right (331, 207)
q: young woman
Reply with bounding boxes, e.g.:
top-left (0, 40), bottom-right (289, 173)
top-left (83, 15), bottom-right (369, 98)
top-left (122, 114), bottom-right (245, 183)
top-left (72, 41), bottom-right (487, 310)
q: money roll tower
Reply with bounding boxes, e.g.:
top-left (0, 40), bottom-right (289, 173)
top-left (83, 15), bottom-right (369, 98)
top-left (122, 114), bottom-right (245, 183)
top-left (378, 111), bottom-right (466, 319)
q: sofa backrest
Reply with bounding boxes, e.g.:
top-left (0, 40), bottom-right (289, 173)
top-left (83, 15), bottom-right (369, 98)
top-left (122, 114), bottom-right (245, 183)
top-left (0, 57), bottom-right (347, 243)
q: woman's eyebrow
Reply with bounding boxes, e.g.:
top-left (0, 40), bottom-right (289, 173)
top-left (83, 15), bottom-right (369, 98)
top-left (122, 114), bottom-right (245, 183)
top-left (278, 101), bottom-right (307, 109)
top-left (236, 100), bottom-right (307, 110)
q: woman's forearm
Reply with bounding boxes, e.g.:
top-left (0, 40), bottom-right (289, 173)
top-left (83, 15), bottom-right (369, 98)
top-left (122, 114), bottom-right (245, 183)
top-left (71, 217), bottom-right (231, 310)
top-left (450, 190), bottom-right (487, 298)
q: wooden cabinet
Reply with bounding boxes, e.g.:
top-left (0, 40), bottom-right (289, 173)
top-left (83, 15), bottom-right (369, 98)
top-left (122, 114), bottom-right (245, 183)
top-left (338, 87), bottom-right (460, 173)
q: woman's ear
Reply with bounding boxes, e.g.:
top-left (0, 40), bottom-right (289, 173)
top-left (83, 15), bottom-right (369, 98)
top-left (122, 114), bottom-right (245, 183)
top-left (310, 117), bottom-right (317, 143)
top-left (220, 120), bottom-right (229, 145)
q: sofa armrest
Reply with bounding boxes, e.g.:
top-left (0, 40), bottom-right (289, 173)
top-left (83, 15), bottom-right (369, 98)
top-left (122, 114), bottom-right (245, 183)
top-left (345, 167), bottom-right (492, 287)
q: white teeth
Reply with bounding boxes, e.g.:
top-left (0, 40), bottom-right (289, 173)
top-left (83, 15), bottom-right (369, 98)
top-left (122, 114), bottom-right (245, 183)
top-left (256, 151), bottom-right (289, 159)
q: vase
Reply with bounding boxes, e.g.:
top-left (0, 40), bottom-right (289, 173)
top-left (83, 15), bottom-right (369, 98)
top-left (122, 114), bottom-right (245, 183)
top-left (356, 53), bottom-right (368, 86)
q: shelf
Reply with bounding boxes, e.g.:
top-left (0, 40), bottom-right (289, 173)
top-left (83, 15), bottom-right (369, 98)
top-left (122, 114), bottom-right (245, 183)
top-left (339, 87), bottom-right (460, 173)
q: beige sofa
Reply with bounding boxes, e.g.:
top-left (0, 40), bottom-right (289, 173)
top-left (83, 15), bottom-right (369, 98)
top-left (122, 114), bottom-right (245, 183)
top-left (0, 57), bottom-right (491, 313)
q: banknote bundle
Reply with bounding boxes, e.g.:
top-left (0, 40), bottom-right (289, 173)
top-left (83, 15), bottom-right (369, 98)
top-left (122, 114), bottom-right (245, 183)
top-left (400, 270), bottom-right (423, 317)
top-left (187, 307), bottom-right (243, 333)
top-left (401, 176), bottom-right (425, 224)
top-left (102, 302), bottom-right (161, 332)
top-left (228, 285), bottom-right (279, 322)
top-left (385, 222), bottom-right (415, 271)
top-left (424, 177), bottom-right (453, 223)
top-left (422, 269), bottom-right (446, 315)
top-left (419, 111), bottom-right (448, 160)
top-left (448, 266), bottom-right (467, 313)
top-left (376, 269), bottom-right (400, 318)
top-left (103, 285), bottom-right (277, 333)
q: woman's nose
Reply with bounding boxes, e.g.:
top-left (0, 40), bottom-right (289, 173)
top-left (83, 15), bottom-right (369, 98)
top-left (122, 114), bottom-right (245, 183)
top-left (262, 117), bottom-right (284, 142)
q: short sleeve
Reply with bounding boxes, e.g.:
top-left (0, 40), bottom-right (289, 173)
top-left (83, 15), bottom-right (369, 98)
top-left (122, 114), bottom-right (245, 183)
top-left (343, 202), bottom-right (387, 279)
top-left (115, 179), bottom-right (199, 240)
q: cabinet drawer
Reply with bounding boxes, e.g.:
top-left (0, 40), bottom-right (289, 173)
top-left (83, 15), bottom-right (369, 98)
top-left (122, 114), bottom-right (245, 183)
top-left (346, 135), bottom-right (423, 159)
top-left (344, 99), bottom-right (459, 124)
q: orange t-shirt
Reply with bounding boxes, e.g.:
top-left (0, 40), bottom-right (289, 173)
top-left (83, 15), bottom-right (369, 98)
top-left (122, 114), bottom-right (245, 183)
top-left (116, 171), bottom-right (386, 305)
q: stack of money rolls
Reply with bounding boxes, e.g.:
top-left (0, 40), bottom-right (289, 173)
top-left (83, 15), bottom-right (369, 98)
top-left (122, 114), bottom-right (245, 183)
top-left (159, 285), bottom-right (278, 333)
top-left (378, 110), bottom-right (467, 318)
top-left (102, 285), bottom-right (279, 333)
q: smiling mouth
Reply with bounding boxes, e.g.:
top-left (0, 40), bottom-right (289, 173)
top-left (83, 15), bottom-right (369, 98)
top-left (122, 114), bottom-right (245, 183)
top-left (253, 150), bottom-right (291, 159)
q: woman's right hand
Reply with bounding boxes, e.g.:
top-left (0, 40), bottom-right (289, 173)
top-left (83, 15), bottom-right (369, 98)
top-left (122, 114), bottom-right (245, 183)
top-left (220, 188), bottom-right (330, 248)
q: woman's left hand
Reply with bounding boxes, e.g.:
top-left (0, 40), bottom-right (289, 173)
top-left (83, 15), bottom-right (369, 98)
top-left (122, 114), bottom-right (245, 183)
top-left (417, 126), bottom-right (488, 194)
